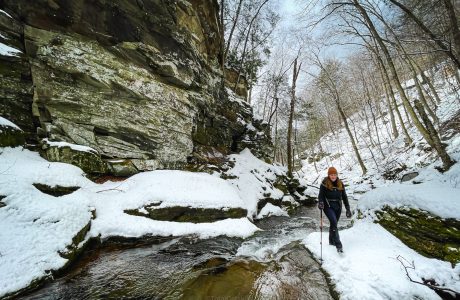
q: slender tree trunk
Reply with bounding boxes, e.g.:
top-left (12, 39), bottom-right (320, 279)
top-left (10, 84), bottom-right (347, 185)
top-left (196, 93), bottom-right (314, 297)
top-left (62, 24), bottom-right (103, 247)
top-left (415, 64), bottom-right (441, 105)
top-left (411, 69), bottom-right (439, 123)
top-left (220, 0), bottom-right (225, 89)
top-left (362, 72), bottom-right (385, 155)
top-left (223, 0), bottom-right (244, 60)
top-left (272, 108), bottom-right (279, 162)
top-left (337, 101), bottom-right (367, 175)
top-left (414, 100), bottom-right (455, 170)
top-left (287, 58), bottom-right (301, 177)
top-left (234, 0), bottom-right (270, 90)
top-left (374, 47), bottom-right (412, 142)
top-left (375, 55), bottom-right (399, 139)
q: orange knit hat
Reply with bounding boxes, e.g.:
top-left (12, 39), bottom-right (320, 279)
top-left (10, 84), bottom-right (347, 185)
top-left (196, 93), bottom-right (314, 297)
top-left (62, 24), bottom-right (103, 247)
top-left (328, 167), bottom-right (338, 175)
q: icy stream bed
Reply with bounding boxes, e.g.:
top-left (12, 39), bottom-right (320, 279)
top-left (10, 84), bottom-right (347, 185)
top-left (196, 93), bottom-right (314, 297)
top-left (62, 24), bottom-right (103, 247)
top-left (20, 205), bottom-right (354, 299)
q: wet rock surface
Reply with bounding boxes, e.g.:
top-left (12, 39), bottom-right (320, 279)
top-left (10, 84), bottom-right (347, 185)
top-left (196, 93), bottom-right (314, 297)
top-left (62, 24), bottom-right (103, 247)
top-left (20, 207), bottom-right (338, 300)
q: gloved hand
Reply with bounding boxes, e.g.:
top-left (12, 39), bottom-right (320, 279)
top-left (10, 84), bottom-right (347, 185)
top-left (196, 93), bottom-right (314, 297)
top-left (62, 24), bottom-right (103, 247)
top-left (346, 209), bottom-right (352, 218)
top-left (318, 202), bottom-right (324, 210)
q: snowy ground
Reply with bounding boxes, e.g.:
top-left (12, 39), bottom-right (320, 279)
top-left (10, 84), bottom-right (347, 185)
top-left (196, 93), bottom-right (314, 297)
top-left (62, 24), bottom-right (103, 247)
top-left (301, 69), bottom-right (460, 299)
top-left (304, 221), bottom-right (460, 300)
top-left (0, 140), bottom-right (289, 297)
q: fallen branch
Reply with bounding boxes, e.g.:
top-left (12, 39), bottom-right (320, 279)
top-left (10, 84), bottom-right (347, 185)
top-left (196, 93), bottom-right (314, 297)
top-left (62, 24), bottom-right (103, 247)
top-left (396, 255), bottom-right (460, 297)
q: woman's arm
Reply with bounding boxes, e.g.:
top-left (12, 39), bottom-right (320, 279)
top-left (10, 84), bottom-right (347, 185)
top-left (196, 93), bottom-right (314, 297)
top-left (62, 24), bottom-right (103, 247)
top-left (342, 186), bottom-right (350, 211)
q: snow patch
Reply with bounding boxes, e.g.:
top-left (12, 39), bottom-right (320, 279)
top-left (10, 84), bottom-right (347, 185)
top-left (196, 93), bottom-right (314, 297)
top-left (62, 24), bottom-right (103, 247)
top-left (0, 42), bottom-right (21, 56)
top-left (42, 138), bottom-right (98, 154)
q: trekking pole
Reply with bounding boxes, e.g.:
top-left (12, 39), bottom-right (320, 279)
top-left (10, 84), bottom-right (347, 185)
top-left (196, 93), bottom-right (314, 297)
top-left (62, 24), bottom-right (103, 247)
top-left (320, 209), bottom-right (323, 265)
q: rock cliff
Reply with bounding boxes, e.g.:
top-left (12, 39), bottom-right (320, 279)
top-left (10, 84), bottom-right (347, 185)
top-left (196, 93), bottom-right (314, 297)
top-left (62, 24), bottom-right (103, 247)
top-left (0, 0), bottom-right (272, 173)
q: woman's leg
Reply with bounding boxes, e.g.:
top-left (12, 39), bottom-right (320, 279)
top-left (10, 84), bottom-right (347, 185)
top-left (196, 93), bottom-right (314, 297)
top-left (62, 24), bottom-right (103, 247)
top-left (323, 206), bottom-right (340, 247)
top-left (332, 202), bottom-right (343, 250)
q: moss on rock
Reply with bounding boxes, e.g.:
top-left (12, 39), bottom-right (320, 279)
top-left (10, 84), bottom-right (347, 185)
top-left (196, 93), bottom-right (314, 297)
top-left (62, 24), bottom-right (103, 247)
top-left (0, 124), bottom-right (25, 147)
top-left (375, 206), bottom-right (460, 264)
top-left (40, 140), bottom-right (107, 174)
top-left (125, 204), bottom-right (248, 223)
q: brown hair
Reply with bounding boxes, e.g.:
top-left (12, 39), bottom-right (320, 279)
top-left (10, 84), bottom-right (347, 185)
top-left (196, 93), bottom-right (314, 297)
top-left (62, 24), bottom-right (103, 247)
top-left (323, 177), bottom-right (344, 190)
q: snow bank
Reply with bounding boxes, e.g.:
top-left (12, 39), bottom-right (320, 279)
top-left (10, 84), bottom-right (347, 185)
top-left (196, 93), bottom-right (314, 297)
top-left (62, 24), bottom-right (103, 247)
top-left (226, 148), bottom-right (286, 216)
top-left (304, 221), bottom-right (460, 300)
top-left (358, 182), bottom-right (460, 219)
top-left (97, 170), bottom-right (245, 210)
top-left (0, 148), bottom-right (94, 297)
top-left (0, 116), bottom-right (21, 130)
top-left (0, 147), bottom-right (260, 297)
top-left (256, 203), bottom-right (288, 219)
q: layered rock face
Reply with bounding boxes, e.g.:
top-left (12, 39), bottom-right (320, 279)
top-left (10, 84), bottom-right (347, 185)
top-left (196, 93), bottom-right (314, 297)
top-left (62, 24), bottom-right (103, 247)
top-left (0, 0), bottom-right (272, 172)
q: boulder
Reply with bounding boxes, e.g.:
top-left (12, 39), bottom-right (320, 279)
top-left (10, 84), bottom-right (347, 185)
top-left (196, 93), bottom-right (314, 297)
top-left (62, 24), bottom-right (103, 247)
top-left (40, 139), bottom-right (107, 174)
top-left (400, 171), bottom-right (419, 182)
top-left (33, 183), bottom-right (80, 197)
top-left (125, 203), bottom-right (248, 223)
top-left (375, 206), bottom-right (460, 264)
top-left (106, 159), bottom-right (139, 177)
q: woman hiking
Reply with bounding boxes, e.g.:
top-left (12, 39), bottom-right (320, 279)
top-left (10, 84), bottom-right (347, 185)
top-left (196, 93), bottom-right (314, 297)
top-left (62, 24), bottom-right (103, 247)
top-left (318, 167), bottom-right (351, 253)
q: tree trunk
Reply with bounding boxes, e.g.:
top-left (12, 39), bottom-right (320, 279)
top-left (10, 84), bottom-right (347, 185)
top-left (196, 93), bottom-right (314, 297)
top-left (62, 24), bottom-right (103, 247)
top-left (234, 0), bottom-right (270, 91)
top-left (415, 64), bottom-right (441, 105)
top-left (414, 100), bottom-right (455, 170)
top-left (362, 73), bottom-right (385, 155)
top-left (374, 55), bottom-right (399, 139)
top-left (412, 71), bottom-right (439, 123)
top-left (337, 101), bottom-right (367, 175)
top-left (223, 0), bottom-right (244, 60)
top-left (287, 58), bottom-right (301, 177)
top-left (374, 47), bottom-right (412, 143)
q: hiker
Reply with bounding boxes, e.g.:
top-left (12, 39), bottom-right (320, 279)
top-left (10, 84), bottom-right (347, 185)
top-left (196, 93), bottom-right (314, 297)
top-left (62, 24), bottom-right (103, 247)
top-left (318, 167), bottom-right (351, 253)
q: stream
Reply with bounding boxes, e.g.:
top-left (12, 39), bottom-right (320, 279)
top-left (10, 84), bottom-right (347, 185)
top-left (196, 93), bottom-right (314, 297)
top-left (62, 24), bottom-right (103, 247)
top-left (20, 205), bottom-right (355, 300)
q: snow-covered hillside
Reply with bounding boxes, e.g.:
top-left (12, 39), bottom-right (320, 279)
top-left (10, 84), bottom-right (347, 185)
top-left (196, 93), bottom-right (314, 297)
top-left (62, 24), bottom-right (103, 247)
top-left (301, 69), bottom-right (460, 299)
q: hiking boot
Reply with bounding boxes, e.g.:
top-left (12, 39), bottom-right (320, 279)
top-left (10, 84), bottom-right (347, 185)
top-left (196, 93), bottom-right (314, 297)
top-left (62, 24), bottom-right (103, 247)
top-left (337, 247), bottom-right (343, 253)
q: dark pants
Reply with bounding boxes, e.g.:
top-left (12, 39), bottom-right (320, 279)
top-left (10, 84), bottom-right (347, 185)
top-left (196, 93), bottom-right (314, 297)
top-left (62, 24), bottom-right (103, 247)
top-left (324, 201), bottom-right (342, 248)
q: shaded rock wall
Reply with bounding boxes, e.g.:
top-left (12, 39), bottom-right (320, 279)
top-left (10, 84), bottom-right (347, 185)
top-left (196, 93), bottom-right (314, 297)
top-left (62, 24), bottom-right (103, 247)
top-left (0, 0), bottom-right (272, 171)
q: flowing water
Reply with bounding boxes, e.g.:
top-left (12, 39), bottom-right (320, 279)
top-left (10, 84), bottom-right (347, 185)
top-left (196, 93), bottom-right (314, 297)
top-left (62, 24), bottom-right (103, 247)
top-left (20, 205), bottom-right (354, 300)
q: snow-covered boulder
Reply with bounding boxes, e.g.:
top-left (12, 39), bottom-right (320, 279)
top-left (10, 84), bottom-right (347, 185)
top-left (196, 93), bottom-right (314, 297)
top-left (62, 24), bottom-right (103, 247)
top-left (221, 149), bottom-right (312, 217)
top-left (40, 138), bottom-right (107, 175)
top-left (256, 203), bottom-right (288, 219)
top-left (0, 117), bottom-right (25, 147)
top-left (374, 207), bottom-right (460, 264)
top-left (358, 182), bottom-right (460, 264)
